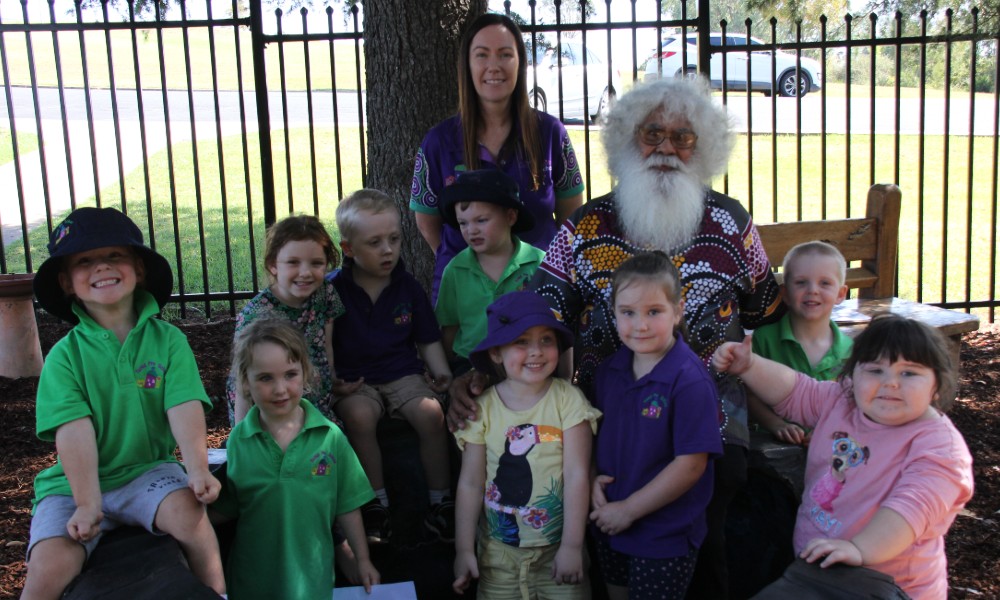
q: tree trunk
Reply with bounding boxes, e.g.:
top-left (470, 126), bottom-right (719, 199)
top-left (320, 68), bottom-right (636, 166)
top-left (363, 0), bottom-right (488, 292)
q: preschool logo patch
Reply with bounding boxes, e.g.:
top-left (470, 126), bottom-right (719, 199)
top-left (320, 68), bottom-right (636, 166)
top-left (135, 361), bottom-right (165, 389)
top-left (52, 219), bottom-right (73, 247)
top-left (393, 303), bottom-right (413, 326)
top-left (640, 393), bottom-right (666, 419)
top-left (310, 451), bottom-right (337, 476)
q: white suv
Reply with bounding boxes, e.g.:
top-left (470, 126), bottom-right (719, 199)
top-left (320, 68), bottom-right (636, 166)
top-left (643, 32), bottom-right (822, 97)
top-left (528, 41), bottom-right (621, 123)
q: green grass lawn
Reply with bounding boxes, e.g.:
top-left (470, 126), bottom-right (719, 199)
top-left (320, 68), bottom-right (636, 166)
top-left (0, 128), bottom-right (39, 163)
top-left (3, 127), bottom-right (994, 322)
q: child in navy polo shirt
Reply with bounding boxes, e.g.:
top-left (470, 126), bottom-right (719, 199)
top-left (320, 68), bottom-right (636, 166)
top-left (590, 252), bottom-right (723, 600)
top-left (329, 189), bottom-right (455, 545)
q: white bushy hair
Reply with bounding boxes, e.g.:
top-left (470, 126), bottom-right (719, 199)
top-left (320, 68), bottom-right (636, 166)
top-left (601, 77), bottom-right (735, 183)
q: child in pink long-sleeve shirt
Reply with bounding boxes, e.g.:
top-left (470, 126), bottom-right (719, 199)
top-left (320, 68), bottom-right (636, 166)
top-left (713, 314), bottom-right (973, 600)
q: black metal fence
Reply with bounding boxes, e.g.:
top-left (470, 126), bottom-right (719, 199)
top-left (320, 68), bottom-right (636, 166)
top-left (0, 0), bottom-right (997, 323)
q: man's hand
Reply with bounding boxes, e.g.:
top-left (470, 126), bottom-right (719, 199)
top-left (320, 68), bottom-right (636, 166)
top-left (445, 370), bottom-right (489, 432)
top-left (66, 504), bottom-right (103, 543)
top-left (187, 468), bottom-right (222, 504)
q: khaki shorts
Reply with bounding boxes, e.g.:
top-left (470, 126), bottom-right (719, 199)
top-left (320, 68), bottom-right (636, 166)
top-left (476, 535), bottom-right (591, 600)
top-left (332, 374), bottom-right (441, 419)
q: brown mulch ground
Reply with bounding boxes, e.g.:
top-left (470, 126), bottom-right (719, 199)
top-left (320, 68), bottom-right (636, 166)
top-left (0, 313), bottom-right (998, 598)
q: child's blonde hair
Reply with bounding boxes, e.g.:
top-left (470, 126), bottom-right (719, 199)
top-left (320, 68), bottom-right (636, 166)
top-left (230, 318), bottom-right (316, 405)
top-left (263, 215), bottom-right (340, 281)
top-left (611, 251), bottom-right (689, 340)
top-left (782, 241), bottom-right (847, 286)
top-left (839, 314), bottom-right (957, 409)
top-left (336, 189), bottom-right (400, 242)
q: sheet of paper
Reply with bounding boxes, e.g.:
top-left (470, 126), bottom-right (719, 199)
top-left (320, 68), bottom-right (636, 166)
top-left (333, 581), bottom-right (418, 600)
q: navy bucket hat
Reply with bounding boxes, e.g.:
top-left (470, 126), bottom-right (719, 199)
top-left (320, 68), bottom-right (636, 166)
top-left (439, 169), bottom-right (534, 233)
top-left (33, 207), bottom-right (174, 323)
top-left (469, 291), bottom-right (574, 375)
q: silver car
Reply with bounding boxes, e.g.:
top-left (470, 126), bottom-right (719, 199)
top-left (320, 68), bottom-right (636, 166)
top-left (528, 41), bottom-right (621, 123)
top-left (643, 32), bottom-right (822, 97)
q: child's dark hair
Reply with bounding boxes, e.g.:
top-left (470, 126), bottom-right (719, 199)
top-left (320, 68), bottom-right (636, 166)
top-left (611, 251), bottom-right (689, 340)
top-left (231, 318), bottom-right (317, 405)
top-left (838, 313), bottom-right (957, 409)
top-left (263, 215), bottom-right (340, 278)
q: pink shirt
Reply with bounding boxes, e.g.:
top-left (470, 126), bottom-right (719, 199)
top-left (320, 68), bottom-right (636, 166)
top-left (776, 374), bottom-right (974, 600)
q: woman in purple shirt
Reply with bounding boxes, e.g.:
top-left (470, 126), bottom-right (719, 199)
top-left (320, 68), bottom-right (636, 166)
top-left (409, 13), bottom-right (585, 300)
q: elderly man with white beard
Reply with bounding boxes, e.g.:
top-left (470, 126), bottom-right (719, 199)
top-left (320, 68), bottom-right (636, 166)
top-left (447, 77), bottom-right (784, 599)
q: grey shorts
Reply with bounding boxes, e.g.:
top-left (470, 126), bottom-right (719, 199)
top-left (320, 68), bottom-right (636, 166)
top-left (332, 374), bottom-right (442, 419)
top-left (27, 462), bottom-right (189, 560)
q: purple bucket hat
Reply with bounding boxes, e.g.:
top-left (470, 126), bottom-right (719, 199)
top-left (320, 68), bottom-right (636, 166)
top-left (33, 207), bottom-right (174, 324)
top-left (469, 291), bottom-right (574, 374)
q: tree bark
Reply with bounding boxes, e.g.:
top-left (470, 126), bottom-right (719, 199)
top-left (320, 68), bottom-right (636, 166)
top-left (363, 0), bottom-right (488, 291)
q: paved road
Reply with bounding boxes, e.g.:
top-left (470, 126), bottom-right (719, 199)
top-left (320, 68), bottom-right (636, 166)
top-left (2, 85), bottom-right (996, 246)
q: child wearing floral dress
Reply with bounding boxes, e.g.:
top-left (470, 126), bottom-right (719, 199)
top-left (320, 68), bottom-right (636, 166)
top-left (226, 215), bottom-right (357, 425)
top-left (453, 291), bottom-right (600, 598)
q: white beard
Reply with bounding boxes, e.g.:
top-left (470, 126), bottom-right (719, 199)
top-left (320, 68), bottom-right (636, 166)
top-left (614, 153), bottom-right (706, 251)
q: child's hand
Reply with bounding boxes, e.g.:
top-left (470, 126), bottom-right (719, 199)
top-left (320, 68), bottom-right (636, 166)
top-left (711, 335), bottom-right (754, 375)
top-left (332, 377), bottom-right (364, 397)
top-left (355, 557), bottom-right (380, 593)
top-left (589, 499), bottom-right (636, 536)
top-left (66, 504), bottom-right (103, 543)
top-left (801, 537), bottom-right (864, 568)
top-left (187, 468), bottom-right (222, 504)
top-left (453, 551), bottom-right (479, 594)
top-left (591, 474), bottom-right (614, 510)
top-left (773, 422), bottom-right (807, 445)
top-left (426, 371), bottom-right (452, 394)
top-left (551, 544), bottom-right (585, 585)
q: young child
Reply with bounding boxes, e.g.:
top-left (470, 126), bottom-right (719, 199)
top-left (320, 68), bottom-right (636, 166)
top-left (435, 169), bottom-right (545, 375)
top-left (712, 314), bottom-right (974, 599)
top-left (589, 252), bottom-right (723, 600)
top-left (330, 189), bottom-right (454, 544)
top-left (24, 207), bottom-right (225, 598)
top-left (453, 290), bottom-right (600, 597)
top-left (226, 214), bottom-right (356, 425)
top-left (214, 318), bottom-right (379, 598)
top-left (749, 241), bottom-right (852, 445)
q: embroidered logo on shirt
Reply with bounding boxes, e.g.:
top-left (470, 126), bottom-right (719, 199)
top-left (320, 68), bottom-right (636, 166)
top-left (393, 303), bottom-right (413, 326)
top-left (135, 361), bottom-right (165, 389)
top-left (641, 393), bottom-right (667, 419)
top-left (310, 451), bottom-right (336, 476)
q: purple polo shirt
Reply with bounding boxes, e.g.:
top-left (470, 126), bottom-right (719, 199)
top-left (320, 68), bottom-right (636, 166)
top-left (329, 260), bottom-right (441, 385)
top-left (592, 337), bottom-right (723, 559)
top-left (409, 112), bottom-right (585, 299)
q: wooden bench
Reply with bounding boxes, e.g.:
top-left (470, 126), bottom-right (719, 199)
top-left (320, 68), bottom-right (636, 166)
top-left (755, 183), bottom-right (980, 410)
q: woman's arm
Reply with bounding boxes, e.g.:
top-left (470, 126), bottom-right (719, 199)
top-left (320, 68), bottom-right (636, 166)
top-left (800, 507), bottom-right (916, 568)
top-left (415, 212), bottom-right (443, 253)
top-left (453, 442), bottom-right (487, 594)
top-left (553, 421), bottom-right (591, 584)
top-left (555, 193), bottom-right (583, 223)
top-left (589, 453), bottom-right (708, 536)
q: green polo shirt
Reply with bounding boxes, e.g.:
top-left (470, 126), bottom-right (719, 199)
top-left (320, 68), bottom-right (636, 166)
top-left (215, 400), bottom-right (373, 600)
top-left (751, 313), bottom-right (853, 381)
top-left (435, 237), bottom-right (545, 358)
top-left (32, 291), bottom-right (211, 508)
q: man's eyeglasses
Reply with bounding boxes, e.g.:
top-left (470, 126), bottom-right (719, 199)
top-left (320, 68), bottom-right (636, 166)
top-left (636, 125), bottom-right (698, 150)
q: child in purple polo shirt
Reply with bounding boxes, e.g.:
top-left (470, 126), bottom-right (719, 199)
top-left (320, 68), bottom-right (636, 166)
top-left (329, 189), bottom-right (454, 545)
top-left (590, 252), bottom-right (723, 600)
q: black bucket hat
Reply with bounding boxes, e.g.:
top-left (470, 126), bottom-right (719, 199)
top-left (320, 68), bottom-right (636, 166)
top-left (33, 207), bottom-right (174, 323)
top-left (469, 291), bottom-right (574, 375)
top-left (439, 169), bottom-right (534, 233)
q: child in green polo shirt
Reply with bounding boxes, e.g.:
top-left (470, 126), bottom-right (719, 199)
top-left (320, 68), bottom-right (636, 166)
top-left (24, 207), bottom-right (225, 598)
top-left (435, 169), bottom-right (546, 375)
top-left (749, 241), bottom-right (854, 445)
top-left (215, 318), bottom-right (377, 598)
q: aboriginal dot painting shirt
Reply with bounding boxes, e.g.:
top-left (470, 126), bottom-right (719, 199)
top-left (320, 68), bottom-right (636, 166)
top-left (531, 190), bottom-right (783, 447)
